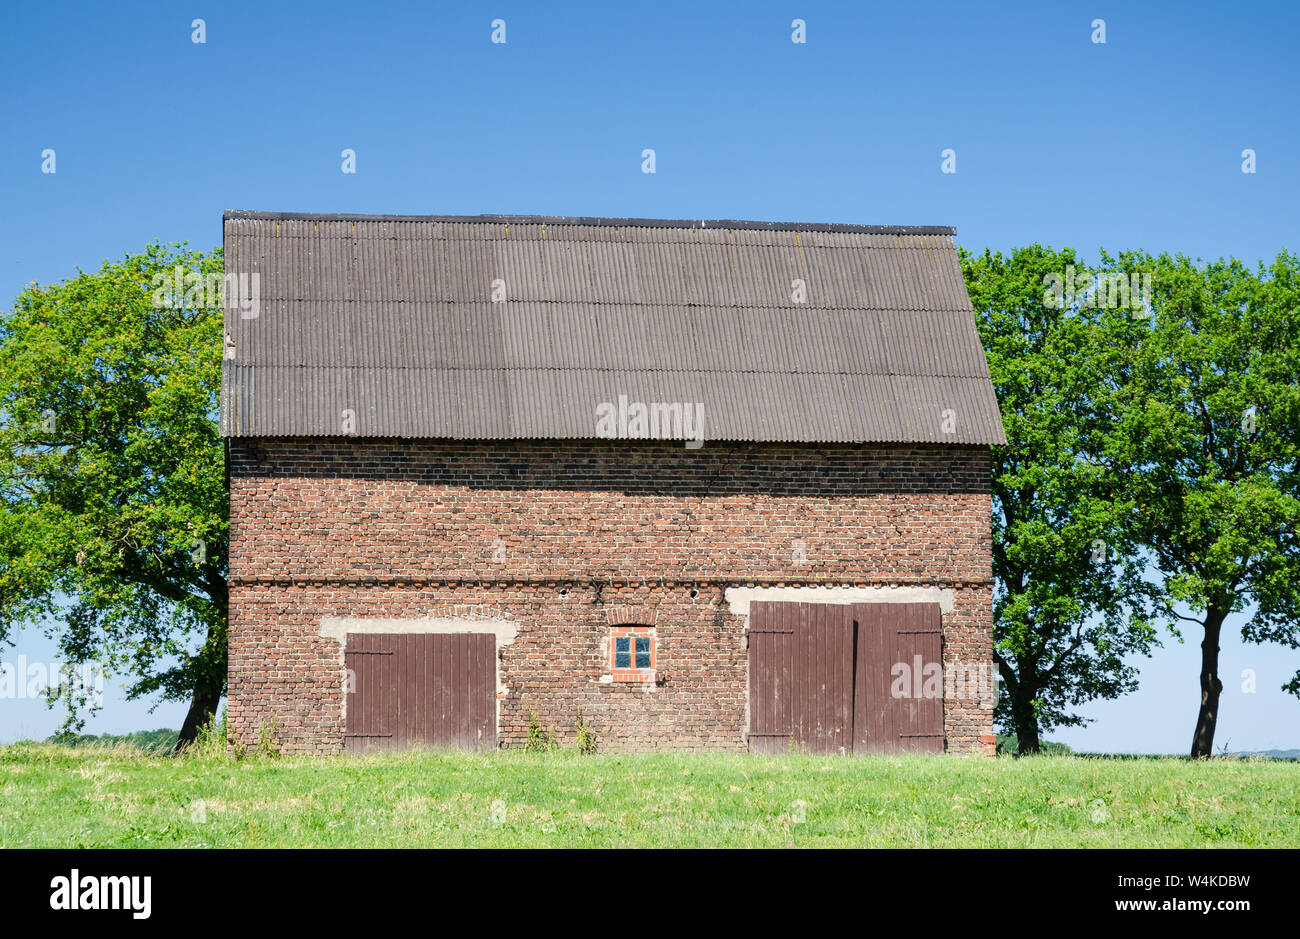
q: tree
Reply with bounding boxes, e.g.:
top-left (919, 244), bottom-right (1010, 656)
top-left (962, 245), bottom-right (1158, 754)
top-left (0, 243), bottom-right (226, 748)
top-left (1092, 250), bottom-right (1300, 757)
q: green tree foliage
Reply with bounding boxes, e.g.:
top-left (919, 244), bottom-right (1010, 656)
top-left (963, 245), bottom-right (1158, 754)
top-left (1091, 250), bottom-right (1300, 757)
top-left (0, 243), bottom-right (226, 747)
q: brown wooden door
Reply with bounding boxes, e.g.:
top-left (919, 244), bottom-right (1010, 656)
top-left (850, 603), bottom-right (944, 754)
top-left (748, 601), bottom-right (943, 755)
top-left (748, 601), bottom-right (852, 754)
top-left (793, 602), bottom-right (854, 754)
top-left (747, 602), bottom-right (795, 755)
top-left (345, 633), bottom-right (496, 754)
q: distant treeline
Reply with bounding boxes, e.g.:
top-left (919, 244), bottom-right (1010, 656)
top-left (995, 735), bottom-right (1072, 756)
top-left (47, 729), bottom-right (179, 752)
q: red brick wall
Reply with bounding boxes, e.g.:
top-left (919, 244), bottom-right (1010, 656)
top-left (226, 439), bottom-right (994, 754)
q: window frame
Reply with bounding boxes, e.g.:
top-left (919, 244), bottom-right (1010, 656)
top-left (609, 624), bottom-right (656, 682)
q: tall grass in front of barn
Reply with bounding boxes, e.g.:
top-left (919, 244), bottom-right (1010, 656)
top-left (1, 741), bottom-right (1295, 848)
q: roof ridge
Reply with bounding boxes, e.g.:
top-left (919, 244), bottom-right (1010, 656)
top-left (229, 364), bottom-right (991, 378)
top-left (223, 210), bottom-right (956, 237)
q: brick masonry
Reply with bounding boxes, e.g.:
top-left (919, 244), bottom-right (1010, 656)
top-left (226, 439), bottom-right (995, 755)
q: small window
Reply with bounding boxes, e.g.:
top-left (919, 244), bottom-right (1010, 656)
top-left (610, 625), bottom-right (655, 681)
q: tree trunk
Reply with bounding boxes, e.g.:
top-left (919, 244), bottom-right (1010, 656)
top-left (174, 618), bottom-right (229, 751)
top-left (1011, 686), bottom-right (1041, 755)
top-left (1190, 604), bottom-right (1228, 758)
top-left (175, 675), bottom-right (224, 751)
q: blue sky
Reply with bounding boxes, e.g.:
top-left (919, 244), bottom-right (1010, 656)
top-left (1, 1), bottom-right (1296, 751)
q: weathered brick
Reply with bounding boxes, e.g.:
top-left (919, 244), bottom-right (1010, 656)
top-left (227, 439), bottom-right (995, 754)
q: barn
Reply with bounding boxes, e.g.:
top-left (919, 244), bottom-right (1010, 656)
top-left (221, 210), bottom-right (1006, 756)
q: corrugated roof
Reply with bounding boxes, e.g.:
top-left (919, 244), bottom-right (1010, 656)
top-left (220, 211), bottom-right (1006, 445)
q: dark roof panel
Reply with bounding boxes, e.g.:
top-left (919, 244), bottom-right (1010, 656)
top-left (220, 211), bottom-right (1005, 445)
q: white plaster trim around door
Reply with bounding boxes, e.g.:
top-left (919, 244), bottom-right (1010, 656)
top-left (724, 585), bottom-right (956, 618)
top-left (320, 616), bottom-right (519, 740)
top-left (319, 616), bottom-right (519, 644)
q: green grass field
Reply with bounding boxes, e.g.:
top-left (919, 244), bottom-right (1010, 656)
top-left (2, 742), bottom-right (1296, 848)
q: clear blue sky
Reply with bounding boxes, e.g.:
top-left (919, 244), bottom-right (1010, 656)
top-left (1, 1), bottom-right (1296, 751)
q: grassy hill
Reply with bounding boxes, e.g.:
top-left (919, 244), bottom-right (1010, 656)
top-left (1, 742), bottom-right (1295, 848)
